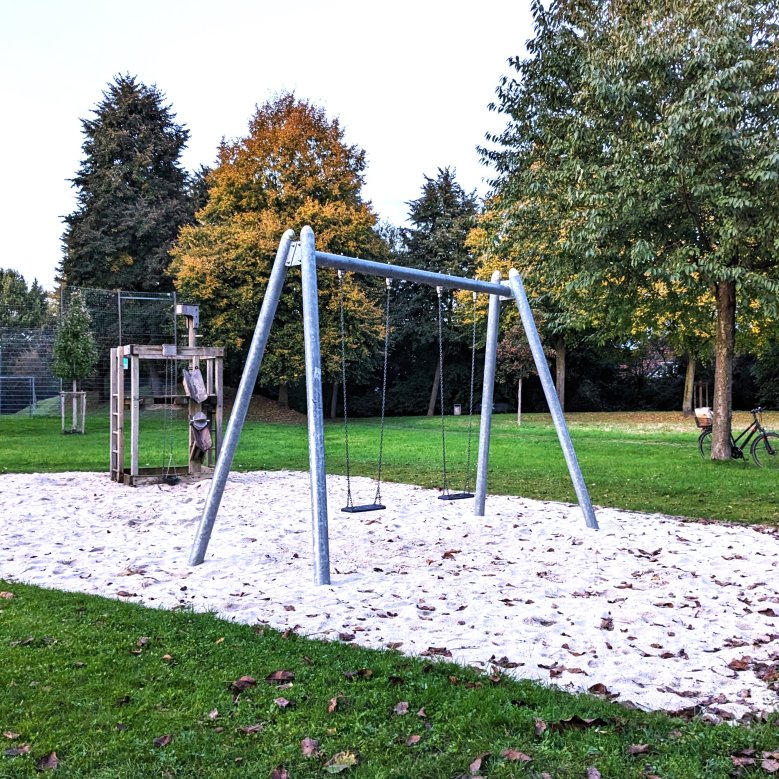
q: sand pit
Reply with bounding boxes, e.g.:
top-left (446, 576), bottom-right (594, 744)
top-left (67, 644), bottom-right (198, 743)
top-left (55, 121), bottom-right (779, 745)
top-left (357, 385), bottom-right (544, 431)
top-left (1, 470), bottom-right (777, 723)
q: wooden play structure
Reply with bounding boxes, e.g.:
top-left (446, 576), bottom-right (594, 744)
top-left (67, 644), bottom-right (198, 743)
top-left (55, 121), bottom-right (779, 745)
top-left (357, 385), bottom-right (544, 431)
top-left (109, 304), bottom-right (224, 485)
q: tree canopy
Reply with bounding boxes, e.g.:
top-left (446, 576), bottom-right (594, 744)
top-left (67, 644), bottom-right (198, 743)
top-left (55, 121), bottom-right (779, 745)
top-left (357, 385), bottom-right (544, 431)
top-left (479, 0), bottom-right (779, 454)
top-left (52, 290), bottom-right (99, 386)
top-left (60, 74), bottom-right (195, 292)
top-left (171, 93), bottom-right (387, 400)
top-left (391, 168), bottom-right (480, 414)
top-left (0, 270), bottom-right (48, 328)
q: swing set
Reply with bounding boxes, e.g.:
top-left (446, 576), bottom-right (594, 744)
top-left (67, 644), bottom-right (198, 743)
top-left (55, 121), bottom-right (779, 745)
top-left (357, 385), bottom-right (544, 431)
top-left (189, 227), bottom-right (598, 584)
top-left (336, 275), bottom-right (478, 512)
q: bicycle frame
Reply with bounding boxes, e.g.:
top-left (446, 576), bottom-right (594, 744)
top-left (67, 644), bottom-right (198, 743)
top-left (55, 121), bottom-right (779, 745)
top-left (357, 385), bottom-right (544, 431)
top-left (730, 416), bottom-right (763, 455)
top-left (700, 408), bottom-right (767, 458)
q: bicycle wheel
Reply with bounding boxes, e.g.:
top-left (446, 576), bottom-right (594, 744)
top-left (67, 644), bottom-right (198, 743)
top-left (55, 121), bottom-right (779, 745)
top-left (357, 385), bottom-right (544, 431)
top-left (751, 432), bottom-right (779, 469)
top-left (698, 430), bottom-right (712, 459)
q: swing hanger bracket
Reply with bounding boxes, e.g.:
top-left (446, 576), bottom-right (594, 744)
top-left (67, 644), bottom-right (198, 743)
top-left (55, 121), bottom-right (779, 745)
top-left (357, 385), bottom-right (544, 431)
top-left (285, 242), bottom-right (302, 267)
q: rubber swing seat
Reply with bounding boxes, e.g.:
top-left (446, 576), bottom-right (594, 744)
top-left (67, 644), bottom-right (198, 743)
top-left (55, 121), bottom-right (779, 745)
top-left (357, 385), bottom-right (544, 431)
top-left (341, 503), bottom-right (386, 513)
top-left (438, 492), bottom-right (473, 501)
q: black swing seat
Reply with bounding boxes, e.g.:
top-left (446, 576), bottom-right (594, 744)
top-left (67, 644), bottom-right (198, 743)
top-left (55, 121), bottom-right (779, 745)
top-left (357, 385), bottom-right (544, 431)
top-left (439, 492), bottom-right (474, 501)
top-left (341, 503), bottom-right (386, 513)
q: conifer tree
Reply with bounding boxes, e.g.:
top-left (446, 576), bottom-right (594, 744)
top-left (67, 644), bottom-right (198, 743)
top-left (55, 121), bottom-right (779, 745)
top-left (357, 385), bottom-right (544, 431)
top-left (60, 74), bottom-right (193, 291)
top-left (393, 168), bottom-right (479, 415)
top-left (0, 270), bottom-right (48, 327)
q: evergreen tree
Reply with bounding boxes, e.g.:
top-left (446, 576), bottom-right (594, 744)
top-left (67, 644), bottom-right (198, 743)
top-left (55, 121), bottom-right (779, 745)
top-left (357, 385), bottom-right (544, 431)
top-left (392, 168), bottom-right (480, 415)
top-left (0, 270), bottom-right (49, 327)
top-left (60, 74), bottom-right (194, 292)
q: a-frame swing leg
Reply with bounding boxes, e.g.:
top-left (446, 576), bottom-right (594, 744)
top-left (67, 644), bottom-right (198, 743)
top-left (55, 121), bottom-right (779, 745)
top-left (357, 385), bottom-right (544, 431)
top-left (300, 226), bottom-right (331, 585)
top-left (189, 230), bottom-right (296, 565)
top-left (508, 269), bottom-right (599, 531)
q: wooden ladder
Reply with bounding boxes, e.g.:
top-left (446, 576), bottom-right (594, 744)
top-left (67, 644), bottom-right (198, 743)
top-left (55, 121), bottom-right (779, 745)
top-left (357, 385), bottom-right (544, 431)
top-left (109, 347), bottom-right (124, 482)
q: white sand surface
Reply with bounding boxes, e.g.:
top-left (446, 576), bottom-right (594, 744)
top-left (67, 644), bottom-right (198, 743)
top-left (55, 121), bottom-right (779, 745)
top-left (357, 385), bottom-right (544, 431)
top-left (1, 470), bottom-right (777, 723)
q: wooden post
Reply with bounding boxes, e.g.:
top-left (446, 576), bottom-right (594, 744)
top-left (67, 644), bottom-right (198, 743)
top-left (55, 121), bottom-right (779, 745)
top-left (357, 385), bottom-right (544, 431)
top-left (130, 353), bottom-right (140, 480)
top-left (213, 355), bottom-right (224, 468)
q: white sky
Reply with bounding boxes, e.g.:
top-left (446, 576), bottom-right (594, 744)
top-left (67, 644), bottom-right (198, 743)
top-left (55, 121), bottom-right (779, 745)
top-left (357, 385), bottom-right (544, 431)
top-left (0, 0), bottom-right (532, 291)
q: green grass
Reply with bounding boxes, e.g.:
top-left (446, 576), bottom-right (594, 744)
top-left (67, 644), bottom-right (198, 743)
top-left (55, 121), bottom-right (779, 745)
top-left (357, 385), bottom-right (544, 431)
top-left (1, 409), bottom-right (777, 525)
top-left (1, 581), bottom-right (777, 779)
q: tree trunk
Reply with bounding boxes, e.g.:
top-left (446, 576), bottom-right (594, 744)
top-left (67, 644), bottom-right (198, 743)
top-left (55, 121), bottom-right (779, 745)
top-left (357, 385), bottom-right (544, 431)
top-left (277, 383), bottom-right (289, 408)
top-left (517, 378), bottom-right (522, 427)
top-left (711, 280), bottom-right (736, 460)
top-left (330, 382), bottom-right (339, 419)
top-left (427, 361), bottom-right (440, 416)
top-left (554, 336), bottom-right (566, 411)
top-left (682, 354), bottom-right (696, 417)
top-left (71, 379), bottom-right (78, 431)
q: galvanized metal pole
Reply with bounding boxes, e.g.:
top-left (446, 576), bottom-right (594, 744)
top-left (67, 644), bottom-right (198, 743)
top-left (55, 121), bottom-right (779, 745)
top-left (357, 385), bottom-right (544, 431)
top-left (189, 230), bottom-right (296, 565)
top-left (508, 269), bottom-right (599, 531)
top-left (474, 271), bottom-right (502, 516)
top-left (300, 226), bottom-right (331, 585)
top-left (314, 251), bottom-right (510, 298)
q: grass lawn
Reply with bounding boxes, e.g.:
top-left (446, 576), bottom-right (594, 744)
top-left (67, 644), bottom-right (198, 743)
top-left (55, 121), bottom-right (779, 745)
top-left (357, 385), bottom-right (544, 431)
top-left (1, 408), bottom-right (778, 777)
top-left (1, 581), bottom-right (777, 779)
top-left (1, 409), bottom-right (777, 525)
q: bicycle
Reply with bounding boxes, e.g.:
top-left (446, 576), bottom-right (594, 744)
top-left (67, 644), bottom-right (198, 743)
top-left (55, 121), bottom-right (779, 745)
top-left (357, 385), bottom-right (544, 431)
top-left (697, 406), bottom-right (779, 469)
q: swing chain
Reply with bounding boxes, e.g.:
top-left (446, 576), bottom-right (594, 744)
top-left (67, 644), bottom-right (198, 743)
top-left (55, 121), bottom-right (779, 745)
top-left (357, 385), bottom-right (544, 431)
top-left (436, 286), bottom-right (450, 496)
top-left (338, 270), bottom-right (354, 508)
top-left (373, 278), bottom-right (392, 505)
top-left (463, 291), bottom-right (478, 493)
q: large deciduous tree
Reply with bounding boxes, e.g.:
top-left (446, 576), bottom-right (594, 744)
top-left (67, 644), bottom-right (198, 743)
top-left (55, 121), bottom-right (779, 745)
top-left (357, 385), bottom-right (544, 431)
top-left (60, 74), bottom-right (194, 292)
top-left (171, 93), bottom-right (387, 404)
top-left (481, 0), bottom-right (779, 457)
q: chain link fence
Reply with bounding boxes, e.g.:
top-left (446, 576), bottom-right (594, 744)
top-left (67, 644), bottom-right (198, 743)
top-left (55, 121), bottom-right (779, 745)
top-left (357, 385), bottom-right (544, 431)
top-left (0, 288), bottom-right (176, 416)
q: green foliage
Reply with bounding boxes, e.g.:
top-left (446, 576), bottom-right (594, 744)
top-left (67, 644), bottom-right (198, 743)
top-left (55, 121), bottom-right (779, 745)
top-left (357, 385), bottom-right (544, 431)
top-left (479, 0), bottom-right (779, 445)
top-left (0, 270), bottom-right (49, 327)
top-left (390, 168), bottom-right (481, 414)
top-left (171, 93), bottom-right (386, 393)
top-left (752, 345), bottom-right (779, 407)
top-left (60, 74), bottom-right (195, 292)
top-left (52, 291), bottom-right (98, 384)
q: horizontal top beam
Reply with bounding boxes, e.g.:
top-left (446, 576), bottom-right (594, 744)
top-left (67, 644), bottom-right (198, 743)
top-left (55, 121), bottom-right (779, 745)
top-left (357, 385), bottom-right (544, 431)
top-left (313, 251), bottom-right (513, 298)
top-left (120, 345), bottom-right (224, 359)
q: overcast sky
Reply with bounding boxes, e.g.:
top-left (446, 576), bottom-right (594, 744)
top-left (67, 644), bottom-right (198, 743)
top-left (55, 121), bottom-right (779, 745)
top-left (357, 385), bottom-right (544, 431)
top-left (0, 1), bottom-right (533, 290)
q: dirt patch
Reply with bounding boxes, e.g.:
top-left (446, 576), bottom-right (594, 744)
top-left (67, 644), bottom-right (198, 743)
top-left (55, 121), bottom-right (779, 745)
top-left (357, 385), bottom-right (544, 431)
top-left (223, 389), bottom-right (306, 424)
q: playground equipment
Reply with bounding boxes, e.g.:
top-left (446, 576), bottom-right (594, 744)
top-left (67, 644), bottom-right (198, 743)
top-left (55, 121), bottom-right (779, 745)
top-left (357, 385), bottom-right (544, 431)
top-left (435, 285), bottom-right (478, 500)
top-left (189, 227), bottom-right (598, 583)
top-left (337, 271), bottom-right (391, 513)
top-left (109, 305), bottom-right (224, 485)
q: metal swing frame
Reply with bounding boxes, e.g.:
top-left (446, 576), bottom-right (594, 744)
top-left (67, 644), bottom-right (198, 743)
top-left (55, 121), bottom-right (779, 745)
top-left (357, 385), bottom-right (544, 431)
top-left (189, 226), bottom-right (598, 585)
